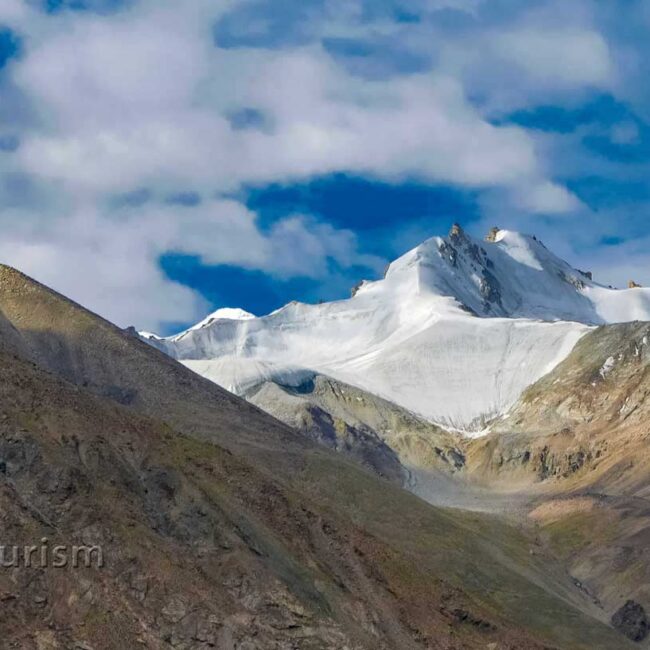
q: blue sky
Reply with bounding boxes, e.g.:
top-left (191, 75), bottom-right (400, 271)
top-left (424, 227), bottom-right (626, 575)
top-left (1, 0), bottom-right (650, 332)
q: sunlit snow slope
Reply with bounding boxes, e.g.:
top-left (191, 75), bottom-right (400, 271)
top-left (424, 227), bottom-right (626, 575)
top-left (143, 226), bottom-right (650, 434)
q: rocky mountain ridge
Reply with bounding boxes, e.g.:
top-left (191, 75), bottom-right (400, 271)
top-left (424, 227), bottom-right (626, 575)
top-left (145, 224), bottom-right (648, 432)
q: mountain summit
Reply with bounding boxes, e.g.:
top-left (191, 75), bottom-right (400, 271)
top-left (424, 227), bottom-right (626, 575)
top-left (376, 223), bottom-right (649, 323)
top-left (143, 225), bottom-right (650, 432)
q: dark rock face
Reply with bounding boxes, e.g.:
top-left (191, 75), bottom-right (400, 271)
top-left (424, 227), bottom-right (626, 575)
top-left (480, 269), bottom-right (503, 313)
top-left (440, 224), bottom-right (505, 314)
top-left (351, 280), bottom-right (364, 298)
top-left (535, 445), bottom-right (593, 481)
top-left (434, 446), bottom-right (465, 470)
top-left (611, 600), bottom-right (649, 642)
top-left (444, 607), bottom-right (496, 632)
top-left (439, 240), bottom-right (458, 267)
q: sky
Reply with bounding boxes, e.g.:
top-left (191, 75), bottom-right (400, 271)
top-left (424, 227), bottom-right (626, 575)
top-left (1, 0), bottom-right (650, 333)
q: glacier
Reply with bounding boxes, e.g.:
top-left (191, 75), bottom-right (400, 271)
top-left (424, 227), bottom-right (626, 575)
top-left (142, 226), bottom-right (650, 435)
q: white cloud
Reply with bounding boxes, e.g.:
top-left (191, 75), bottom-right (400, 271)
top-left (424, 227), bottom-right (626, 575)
top-left (0, 198), bottom-right (383, 329)
top-left (0, 0), bottom-right (33, 27)
top-left (13, 32), bottom-right (544, 194)
top-left (515, 180), bottom-right (585, 215)
top-left (495, 28), bottom-right (613, 87)
top-left (433, 1), bottom-right (615, 113)
top-left (0, 206), bottom-right (206, 329)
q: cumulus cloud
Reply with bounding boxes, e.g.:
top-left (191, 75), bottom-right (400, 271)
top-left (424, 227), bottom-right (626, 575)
top-left (494, 28), bottom-right (612, 88)
top-left (12, 25), bottom-right (543, 194)
top-left (0, 0), bottom-right (32, 26)
top-left (0, 206), bottom-right (206, 328)
top-left (514, 180), bottom-right (585, 215)
top-left (0, 198), bottom-right (382, 328)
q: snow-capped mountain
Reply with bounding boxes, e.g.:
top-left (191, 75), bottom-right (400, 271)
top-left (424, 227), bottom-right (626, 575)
top-left (140, 307), bottom-right (254, 342)
top-left (142, 225), bottom-right (650, 434)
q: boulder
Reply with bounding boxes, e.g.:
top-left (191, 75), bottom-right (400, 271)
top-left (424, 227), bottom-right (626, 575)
top-left (611, 600), bottom-right (649, 642)
top-left (449, 223), bottom-right (463, 239)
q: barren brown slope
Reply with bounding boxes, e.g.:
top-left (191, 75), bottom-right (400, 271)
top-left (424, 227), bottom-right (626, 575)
top-left (465, 322), bottom-right (650, 634)
top-left (468, 321), bottom-right (650, 493)
top-left (0, 264), bottom-right (304, 459)
top-left (0, 264), bottom-right (635, 649)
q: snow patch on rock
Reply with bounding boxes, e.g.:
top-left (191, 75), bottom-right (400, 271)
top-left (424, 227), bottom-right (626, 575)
top-left (599, 356), bottom-right (616, 379)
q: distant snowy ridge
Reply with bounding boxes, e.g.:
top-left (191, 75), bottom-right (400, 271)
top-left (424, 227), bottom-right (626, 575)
top-left (141, 225), bottom-right (650, 434)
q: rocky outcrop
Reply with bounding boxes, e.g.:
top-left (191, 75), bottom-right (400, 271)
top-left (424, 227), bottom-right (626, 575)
top-left (438, 239), bottom-right (458, 267)
top-left (479, 269), bottom-right (504, 314)
top-left (441, 224), bottom-right (504, 314)
top-left (612, 600), bottom-right (649, 642)
top-left (490, 322), bottom-right (650, 437)
top-left (470, 323), bottom-right (650, 490)
top-left (449, 222), bottom-right (463, 240)
top-left (629, 280), bottom-right (643, 289)
top-left (557, 269), bottom-right (586, 290)
top-left (485, 227), bottom-right (500, 242)
top-left (246, 374), bottom-right (466, 483)
top-left (351, 280), bottom-right (365, 297)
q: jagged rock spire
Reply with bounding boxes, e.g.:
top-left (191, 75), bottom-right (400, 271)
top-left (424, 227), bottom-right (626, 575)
top-left (449, 223), bottom-right (464, 241)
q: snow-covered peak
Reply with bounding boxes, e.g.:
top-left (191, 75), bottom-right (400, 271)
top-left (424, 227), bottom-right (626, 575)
top-left (194, 307), bottom-right (255, 325)
top-left (139, 224), bottom-right (650, 434)
top-left (359, 224), bottom-right (647, 325)
top-left (173, 307), bottom-right (255, 340)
